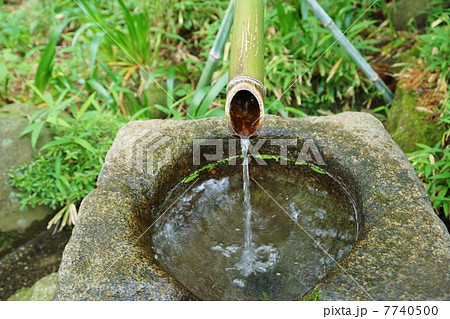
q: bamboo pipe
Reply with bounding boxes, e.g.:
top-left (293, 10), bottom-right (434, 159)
top-left (225, 0), bottom-right (265, 138)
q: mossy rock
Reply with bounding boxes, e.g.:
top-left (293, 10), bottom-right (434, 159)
top-left (391, 0), bottom-right (431, 31)
top-left (139, 81), bottom-right (175, 119)
top-left (7, 273), bottom-right (57, 301)
top-left (302, 285), bottom-right (321, 301)
top-left (385, 88), bottom-right (444, 153)
top-left (393, 46), bottom-right (421, 73)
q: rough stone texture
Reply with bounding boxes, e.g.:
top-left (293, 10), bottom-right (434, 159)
top-left (0, 103), bottom-right (53, 233)
top-left (7, 273), bottom-right (57, 301)
top-left (385, 88), bottom-right (444, 153)
top-left (55, 113), bottom-right (450, 300)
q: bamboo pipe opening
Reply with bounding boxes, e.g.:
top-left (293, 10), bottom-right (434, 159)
top-left (225, 0), bottom-right (265, 138)
top-left (225, 77), bottom-right (264, 138)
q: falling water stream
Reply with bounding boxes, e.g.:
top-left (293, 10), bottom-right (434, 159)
top-left (235, 138), bottom-right (279, 277)
top-left (241, 138), bottom-right (252, 251)
top-left (236, 138), bottom-right (258, 276)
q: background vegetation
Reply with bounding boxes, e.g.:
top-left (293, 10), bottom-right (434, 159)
top-left (1, 0), bottom-right (448, 229)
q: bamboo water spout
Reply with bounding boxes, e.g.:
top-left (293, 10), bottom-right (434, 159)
top-left (225, 0), bottom-right (265, 138)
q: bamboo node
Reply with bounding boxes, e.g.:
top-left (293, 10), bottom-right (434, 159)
top-left (227, 75), bottom-right (265, 96)
top-left (209, 51), bottom-right (221, 62)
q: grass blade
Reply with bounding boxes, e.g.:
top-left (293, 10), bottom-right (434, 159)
top-left (89, 32), bottom-right (104, 78)
top-left (30, 121), bottom-right (45, 149)
top-left (34, 19), bottom-right (71, 94)
top-left (197, 72), bottom-right (228, 117)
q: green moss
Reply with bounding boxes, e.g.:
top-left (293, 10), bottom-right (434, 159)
top-left (395, 46), bottom-right (421, 69)
top-left (7, 286), bottom-right (32, 301)
top-left (385, 88), bottom-right (444, 153)
top-left (182, 156), bottom-right (239, 183)
top-left (302, 285), bottom-right (321, 301)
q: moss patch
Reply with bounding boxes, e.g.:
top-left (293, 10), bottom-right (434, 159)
top-left (302, 285), bottom-right (321, 301)
top-left (385, 88), bottom-right (444, 153)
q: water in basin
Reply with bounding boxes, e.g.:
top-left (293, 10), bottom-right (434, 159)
top-left (151, 157), bottom-right (358, 300)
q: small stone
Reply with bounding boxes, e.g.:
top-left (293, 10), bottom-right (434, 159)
top-left (7, 273), bottom-right (57, 301)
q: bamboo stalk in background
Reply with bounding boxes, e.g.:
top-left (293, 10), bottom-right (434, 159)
top-left (306, 0), bottom-right (394, 102)
top-left (225, 0), bottom-right (265, 138)
top-left (196, 0), bottom-right (235, 90)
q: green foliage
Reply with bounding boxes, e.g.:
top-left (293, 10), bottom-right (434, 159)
top-left (76, 0), bottom-right (186, 66)
top-left (10, 109), bottom-right (123, 207)
top-left (1, 0), bottom-right (389, 118)
top-left (188, 71), bottom-right (228, 118)
top-left (0, 8), bottom-right (31, 50)
top-left (406, 2), bottom-right (450, 223)
top-left (33, 20), bottom-right (71, 94)
top-left (409, 101), bottom-right (450, 220)
top-left (0, 0), bottom-right (77, 103)
top-left (263, 0), bottom-right (385, 116)
top-left (2, 0), bottom-right (449, 230)
top-left (0, 231), bottom-right (16, 250)
top-left (417, 7), bottom-right (450, 81)
top-left (370, 104), bottom-right (390, 122)
top-left (261, 292), bottom-right (271, 301)
top-left (9, 85), bottom-right (124, 230)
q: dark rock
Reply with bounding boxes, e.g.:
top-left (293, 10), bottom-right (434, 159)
top-left (55, 113), bottom-right (450, 300)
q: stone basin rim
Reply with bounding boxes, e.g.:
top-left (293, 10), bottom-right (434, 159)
top-left (55, 112), bottom-right (450, 301)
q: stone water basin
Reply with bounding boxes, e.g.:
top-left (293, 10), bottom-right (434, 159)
top-left (55, 113), bottom-right (450, 300)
